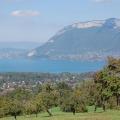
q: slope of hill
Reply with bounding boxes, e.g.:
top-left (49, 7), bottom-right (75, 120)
top-left (28, 18), bottom-right (120, 61)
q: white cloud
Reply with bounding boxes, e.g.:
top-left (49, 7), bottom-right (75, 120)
top-left (11, 10), bottom-right (40, 17)
top-left (93, 0), bottom-right (111, 3)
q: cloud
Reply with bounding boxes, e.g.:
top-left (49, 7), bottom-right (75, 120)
top-left (93, 0), bottom-right (111, 3)
top-left (11, 10), bottom-right (40, 17)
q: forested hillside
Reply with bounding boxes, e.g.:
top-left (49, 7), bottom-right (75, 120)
top-left (0, 57), bottom-right (120, 120)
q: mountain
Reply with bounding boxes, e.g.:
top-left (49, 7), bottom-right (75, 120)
top-left (28, 18), bottom-right (120, 61)
top-left (0, 42), bottom-right (44, 59)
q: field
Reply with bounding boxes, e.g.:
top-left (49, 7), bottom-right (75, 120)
top-left (1, 107), bottom-right (120, 120)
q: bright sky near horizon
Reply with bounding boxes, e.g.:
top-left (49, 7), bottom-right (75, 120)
top-left (0, 0), bottom-right (120, 43)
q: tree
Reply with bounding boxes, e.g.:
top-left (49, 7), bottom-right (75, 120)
top-left (24, 98), bottom-right (42, 117)
top-left (94, 57), bottom-right (120, 111)
top-left (37, 92), bottom-right (54, 116)
top-left (8, 99), bottom-right (23, 120)
top-left (36, 83), bottom-right (57, 116)
top-left (107, 57), bottom-right (120, 106)
top-left (59, 86), bottom-right (88, 114)
top-left (0, 97), bottom-right (10, 118)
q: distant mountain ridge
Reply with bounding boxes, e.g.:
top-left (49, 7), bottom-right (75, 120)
top-left (28, 18), bottom-right (120, 61)
top-left (0, 48), bottom-right (27, 59)
top-left (0, 42), bottom-right (43, 59)
top-left (0, 18), bottom-right (120, 61)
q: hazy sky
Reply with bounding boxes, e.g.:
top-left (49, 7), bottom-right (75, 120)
top-left (0, 0), bottom-right (120, 43)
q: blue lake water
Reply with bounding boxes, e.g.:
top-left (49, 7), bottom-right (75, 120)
top-left (0, 59), bottom-right (106, 73)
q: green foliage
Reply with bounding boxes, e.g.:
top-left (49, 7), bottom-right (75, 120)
top-left (0, 97), bottom-right (10, 118)
top-left (94, 57), bottom-right (120, 109)
top-left (1, 58), bottom-right (120, 118)
top-left (58, 82), bottom-right (88, 113)
top-left (8, 99), bottom-right (23, 117)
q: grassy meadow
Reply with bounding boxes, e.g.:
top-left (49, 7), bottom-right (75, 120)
top-left (1, 107), bottom-right (120, 120)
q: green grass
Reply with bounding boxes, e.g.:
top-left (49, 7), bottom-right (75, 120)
top-left (1, 107), bottom-right (120, 120)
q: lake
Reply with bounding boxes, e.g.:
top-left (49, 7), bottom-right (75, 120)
top-left (0, 59), bottom-right (106, 73)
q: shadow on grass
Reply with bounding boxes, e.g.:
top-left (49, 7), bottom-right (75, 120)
top-left (94, 111), bottom-right (105, 113)
top-left (42, 114), bottom-right (65, 118)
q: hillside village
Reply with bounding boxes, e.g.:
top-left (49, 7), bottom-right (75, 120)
top-left (0, 72), bottom-right (93, 95)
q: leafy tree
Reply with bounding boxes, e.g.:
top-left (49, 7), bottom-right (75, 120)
top-left (8, 99), bottom-right (23, 120)
top-left (0, 97), bottom-right (10, 118)
top-left (94, 57), bottom-right (120, 111)
top-left (59, 86), bottom-right (88, 114)
top-left (37, 92), bottom-right (54, 116)
top-left (36, 83), bottom-right (57, 116)
top-left (24, 98), bottom-right (42, 117)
